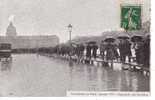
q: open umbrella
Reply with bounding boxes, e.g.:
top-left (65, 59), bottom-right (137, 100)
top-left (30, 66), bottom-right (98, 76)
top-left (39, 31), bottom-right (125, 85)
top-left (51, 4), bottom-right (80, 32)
top-left (131, 36), bottom-right (143, 42)
top-left (117, 32), bottom-right (130, 39)
top-left (145, 34), bottom-right (150, 38)
top-left (117, 36), bottom-right (130, 39)
top-left (71, 42), bottom-right (78, 47)
top-left (104, 38), bottom-right (115, 42)
top-left (87, 41), bottom-right (96, 44)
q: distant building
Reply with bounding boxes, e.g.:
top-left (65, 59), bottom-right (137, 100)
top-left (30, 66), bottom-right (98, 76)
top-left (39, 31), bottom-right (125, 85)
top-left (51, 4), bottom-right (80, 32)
top-left (6, 22), bottom-right (17, 37)
top-left (0, 22), bottom-right (59, 49)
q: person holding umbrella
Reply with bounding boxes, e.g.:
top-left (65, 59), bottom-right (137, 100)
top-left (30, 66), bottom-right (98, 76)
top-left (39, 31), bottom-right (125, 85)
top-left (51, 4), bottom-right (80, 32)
top-left (104, 38), bottom-right (116, 67)
top-left (91, 42), bottom-right (98, 59)
top-left (143, 35), bottom-right (150, 68)
top-left (100, 40), bottom-right (107, 60)
top-left (118, 36), bottom-right (131, 63)
top-left (131, 35), bottom-right (144, 65)
top-left (85, 42), bottom-right (92, 64)
top-left (76, 43), bottom-right (85, 63)
top-left (75, 44), bottom-right (81, 62)
top-left (79, 43), bottom-right (85, 58)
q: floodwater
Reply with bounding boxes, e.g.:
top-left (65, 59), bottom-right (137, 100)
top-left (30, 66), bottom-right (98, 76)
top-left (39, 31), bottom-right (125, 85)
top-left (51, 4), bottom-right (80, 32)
top-left (0, 54), bottom-right (149, 96)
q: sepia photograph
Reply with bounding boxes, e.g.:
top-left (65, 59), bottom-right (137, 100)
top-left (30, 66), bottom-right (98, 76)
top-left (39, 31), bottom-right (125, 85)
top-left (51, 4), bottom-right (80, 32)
top-left (0, 0), bottom-right (150, 97)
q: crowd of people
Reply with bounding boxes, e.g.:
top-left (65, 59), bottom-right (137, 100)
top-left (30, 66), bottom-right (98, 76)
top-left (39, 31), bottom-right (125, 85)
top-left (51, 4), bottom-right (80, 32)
top-left (44, 35), bottom-right (150, 68)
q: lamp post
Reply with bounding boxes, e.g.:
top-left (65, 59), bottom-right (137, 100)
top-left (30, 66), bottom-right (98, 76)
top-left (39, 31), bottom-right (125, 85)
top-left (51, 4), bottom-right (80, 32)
top-left (68, 24), bottom-right (72, 43)
top-left (67, 24), bottom-right (73, 66)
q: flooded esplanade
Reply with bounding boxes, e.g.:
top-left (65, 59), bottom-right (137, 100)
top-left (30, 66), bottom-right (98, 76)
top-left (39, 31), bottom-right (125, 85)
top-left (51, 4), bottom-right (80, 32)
top-left (0, 54), bottom-right (149, 96)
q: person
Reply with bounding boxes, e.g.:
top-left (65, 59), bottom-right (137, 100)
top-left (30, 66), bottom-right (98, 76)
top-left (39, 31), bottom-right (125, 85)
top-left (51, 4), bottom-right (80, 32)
top-left (86, 43), bottom-right (92, 61)
top-left (92, 43), bottom-right (98, 59)
top-left (76, 44), bottom-right (81, 58)
top-left (118, 39), bottom-right (125, 63)
top-left (118, 39), bottom-right (131, 63)
top-left (105, 42), bottom-right (115, 61)
top-left (143, 36), bottom-right (150, 68)
top-left (113, 43), bottom-right (119, 61)
top-left (124, 39), bottom-right (132, 62)
top-left (135, 40), bottom-right (144, 65)
top-left (79, 43), bottom-right (85, 57)
top-left (100, 41), bottom-right (106, 60)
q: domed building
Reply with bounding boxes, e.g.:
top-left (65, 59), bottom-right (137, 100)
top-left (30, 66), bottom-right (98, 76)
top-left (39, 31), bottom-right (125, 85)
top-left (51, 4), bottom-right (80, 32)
top-left (0, 22), bottom-right (59, 49)
top-left (6, 22), bottom-right (17, 37)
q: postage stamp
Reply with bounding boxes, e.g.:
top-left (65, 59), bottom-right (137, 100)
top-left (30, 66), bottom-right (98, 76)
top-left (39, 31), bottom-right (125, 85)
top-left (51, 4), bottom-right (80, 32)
top-left (121, 5), bottom-right (142, 31)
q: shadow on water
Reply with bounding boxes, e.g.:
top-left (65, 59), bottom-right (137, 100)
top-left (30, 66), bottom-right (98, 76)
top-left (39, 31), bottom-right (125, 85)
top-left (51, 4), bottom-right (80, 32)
top-left (0, 58), bottom-right (12, 71)
top-left (69, 60), bottom-right (74, 67)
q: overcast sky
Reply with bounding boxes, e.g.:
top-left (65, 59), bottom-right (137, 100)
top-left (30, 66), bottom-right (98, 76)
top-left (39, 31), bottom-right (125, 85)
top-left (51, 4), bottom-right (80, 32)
top-left (0, 0), bottom-right (150, 42)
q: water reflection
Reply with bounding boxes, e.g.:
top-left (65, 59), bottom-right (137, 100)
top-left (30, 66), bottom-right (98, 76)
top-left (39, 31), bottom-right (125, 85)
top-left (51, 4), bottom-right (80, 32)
top-left (68, 62), bottom-right (149, 92)
top-left (86, 66), bottom-right (98, 91)
top-left (0, 54), bottom-right (149, 96)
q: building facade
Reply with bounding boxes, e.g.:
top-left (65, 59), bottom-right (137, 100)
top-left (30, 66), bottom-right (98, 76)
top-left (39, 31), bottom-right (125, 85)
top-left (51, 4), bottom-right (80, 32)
top-left (0, 22), bottom-right (59, 49)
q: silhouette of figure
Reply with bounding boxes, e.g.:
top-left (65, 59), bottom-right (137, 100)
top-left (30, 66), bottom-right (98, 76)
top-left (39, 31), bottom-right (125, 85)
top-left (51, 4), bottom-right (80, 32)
top-left (119, 39), bottom-right (131, 63)
top-left (105, 42), bottom-right (115, 61)
top-left (86, 44), bottom-right (92, 59)
top-left (92, 44), bottom-right (98, 59)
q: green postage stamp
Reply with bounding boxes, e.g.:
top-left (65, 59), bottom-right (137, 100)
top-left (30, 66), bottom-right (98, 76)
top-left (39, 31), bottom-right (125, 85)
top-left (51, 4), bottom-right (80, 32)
top-left (121, 5), bottom-right (141, 31)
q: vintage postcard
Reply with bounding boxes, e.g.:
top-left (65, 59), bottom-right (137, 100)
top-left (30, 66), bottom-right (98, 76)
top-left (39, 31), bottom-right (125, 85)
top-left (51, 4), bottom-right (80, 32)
top-left (0, 0), bottom-right (150, 97)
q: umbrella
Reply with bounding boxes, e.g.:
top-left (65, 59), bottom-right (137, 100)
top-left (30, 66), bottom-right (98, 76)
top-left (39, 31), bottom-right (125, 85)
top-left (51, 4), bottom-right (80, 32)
top-left (101, 40), bottom-right (105, 43)
top-left (117, 36), bottom-right (130, 39)
top-left (145, 34), bottom-right (150, 39)
top-left (131, 36), bottom-right (143, 42)
top-left (71, 42), bottom-right (78, 47)
top-left (117, 32), bottom-right (130, 39)
top-left (87, 41), bottom-right (96, 44)
top-left (104, 38), bottom-right (115, 42)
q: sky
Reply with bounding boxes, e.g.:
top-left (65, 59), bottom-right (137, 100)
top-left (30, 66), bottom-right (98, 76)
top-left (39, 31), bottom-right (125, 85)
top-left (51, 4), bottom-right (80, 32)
top-left (0, 0), bottom-right (150, 43)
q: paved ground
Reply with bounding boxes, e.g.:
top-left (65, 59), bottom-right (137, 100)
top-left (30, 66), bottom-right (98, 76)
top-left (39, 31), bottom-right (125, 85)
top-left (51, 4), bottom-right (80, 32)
top-left (0, 54), bottom-right (150, 96)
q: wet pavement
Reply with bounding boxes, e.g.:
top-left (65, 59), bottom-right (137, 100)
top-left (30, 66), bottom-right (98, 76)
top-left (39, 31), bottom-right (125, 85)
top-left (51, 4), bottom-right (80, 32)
top-left (0, 54), bottom-right (149, 96)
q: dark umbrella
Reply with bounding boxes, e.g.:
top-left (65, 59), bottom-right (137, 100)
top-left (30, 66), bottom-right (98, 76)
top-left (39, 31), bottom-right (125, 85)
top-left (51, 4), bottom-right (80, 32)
top-left (117, 36), bottom-right (129, 39)
top-left (88, 41), bottom-right (96, 44)
top-left (145, 34), bottom-right (150, 39)
top-left (117, 32), bottom-right (130, 39)
top-left (101, 40), bottom-right (105, 43)
top-left (131, 36), bottom-right (143, 42)
top-left (104, 38), bottom-right (115, 42)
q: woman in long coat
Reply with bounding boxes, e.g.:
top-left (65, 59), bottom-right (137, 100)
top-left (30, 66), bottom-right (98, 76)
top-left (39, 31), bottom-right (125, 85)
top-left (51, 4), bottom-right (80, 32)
top-left (105, 42), bottom-right (115, 61)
